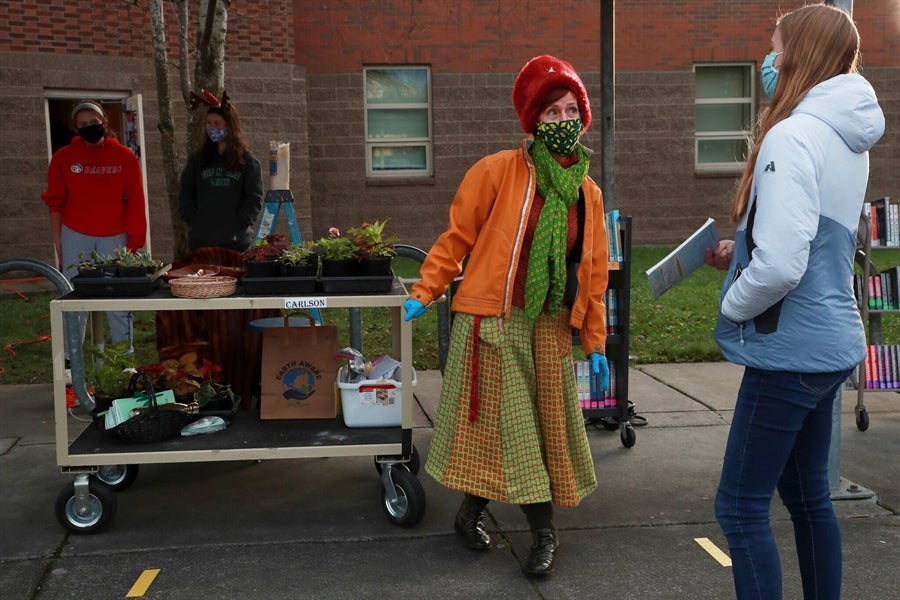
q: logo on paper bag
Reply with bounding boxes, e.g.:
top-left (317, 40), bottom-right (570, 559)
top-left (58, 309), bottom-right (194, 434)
top-left (276, 360), bottom-right (322, 401)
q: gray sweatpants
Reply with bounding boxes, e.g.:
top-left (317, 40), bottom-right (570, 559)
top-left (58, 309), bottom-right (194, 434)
top-left (61, 225), bottom-right (134, 358)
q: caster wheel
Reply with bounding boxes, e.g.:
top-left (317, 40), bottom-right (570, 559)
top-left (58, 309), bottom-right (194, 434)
top-left (375, 444), bottom-right (420, 475)
top-left (856, 407), bottom-right (869, 432)
top-left (55, 479), bottom-right (117, 534)
top-left (382, 468), bottom-right (426, 527)
top-left (94, 464), bottom-right (139, 491)
top-left (621, 424), bottom-right (637, 448)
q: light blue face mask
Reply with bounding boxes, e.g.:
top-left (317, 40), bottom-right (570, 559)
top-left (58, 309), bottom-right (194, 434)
top-left (206, 126), bottom-right (228, 143)
top-left (761, 51), bottom-right (783, 98)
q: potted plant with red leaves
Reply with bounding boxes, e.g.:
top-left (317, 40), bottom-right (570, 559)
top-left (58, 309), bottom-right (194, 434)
top-left (138, 353), bottom-right (234, 413)
top-left (243, 233), bottom-right (288, 277)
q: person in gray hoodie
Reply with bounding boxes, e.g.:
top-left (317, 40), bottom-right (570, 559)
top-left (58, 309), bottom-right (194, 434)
top-left (704, 4), bottom-right (885, 599)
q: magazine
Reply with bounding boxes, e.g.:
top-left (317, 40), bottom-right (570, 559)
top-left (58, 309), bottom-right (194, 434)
top-left (645, 217), bottom-right (719, 299)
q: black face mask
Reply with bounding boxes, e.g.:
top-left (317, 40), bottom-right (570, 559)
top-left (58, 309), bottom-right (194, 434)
top-left (77, 124), bottom-right (106, 144)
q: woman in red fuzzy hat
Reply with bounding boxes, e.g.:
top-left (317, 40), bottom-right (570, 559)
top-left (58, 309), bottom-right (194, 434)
top-left (403, 55), bottom-right (609, 577)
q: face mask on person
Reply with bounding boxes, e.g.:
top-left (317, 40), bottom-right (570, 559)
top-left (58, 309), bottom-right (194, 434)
top-left (761, 51), bottom-right (783, 98)
top-left (535, 118), bottom-right (583, 156)
top-left (77, 124), bottom-right (106, 144)
top-left (207, 126), bottom-right (228, 143)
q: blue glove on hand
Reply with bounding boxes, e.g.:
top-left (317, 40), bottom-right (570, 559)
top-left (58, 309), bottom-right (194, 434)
top-left (589, 352), bottom-right (610, 393)
top-left (403, 299), bottom-right (427, 321)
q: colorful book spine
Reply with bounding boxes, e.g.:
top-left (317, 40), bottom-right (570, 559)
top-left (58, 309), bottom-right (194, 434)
top-left (865, 345), bottom-right (875, 389)
top-left (606, 210), bottom-right (622, 262)
top-left (606, 290), bottom-right (618, 334)
top-left (893, 345), bottom-right (900, 389)
top-left (875, 275), bottom-right (884, 309)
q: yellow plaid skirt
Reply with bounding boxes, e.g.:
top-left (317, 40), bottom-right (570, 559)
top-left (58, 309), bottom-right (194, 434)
top-left (424, 306), bottom-right (597, 506)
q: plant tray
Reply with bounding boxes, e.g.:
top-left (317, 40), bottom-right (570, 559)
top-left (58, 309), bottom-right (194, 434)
top-left (71, 273), bottom-right (162, 298)
top-left (241, 276), bottom-right (318, 296)
top-left (319, 275), bottom-right (394, 295)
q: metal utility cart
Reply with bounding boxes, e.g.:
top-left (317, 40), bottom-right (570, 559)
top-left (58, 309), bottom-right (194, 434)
top-left (582, 216), bottom-right (638, 448)
top-left (49, 280), bottom-right (423, 533)
top-left (854, 201), bottom-right (897, 432)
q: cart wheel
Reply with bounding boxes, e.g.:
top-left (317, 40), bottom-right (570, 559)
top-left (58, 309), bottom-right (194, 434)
top-left (94, 464), bottom-right (139, 491)
top-left (856, 407), bottom-right (869, 432)
top-left (55, 479), bottom-right (117, 534)
top-left (620, 424), bottom-right (637, 448)
top-left (374, 444), bottom-right (421, 475)
top-left (382, 468), bottom-right (426, 527)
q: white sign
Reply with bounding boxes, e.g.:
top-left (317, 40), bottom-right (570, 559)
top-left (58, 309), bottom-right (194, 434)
top-left (283, 297), bottom-right (328, 310)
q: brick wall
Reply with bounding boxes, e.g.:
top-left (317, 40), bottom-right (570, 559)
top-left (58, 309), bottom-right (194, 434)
top-left (0, 52), bottom-right (310, 264)
top-left (295, 1), bottom-right (898, 250)
top-left (294, 1), bottom-right (898, 73)
top-left (0, 0), bottom-right (294, 64)
top-left (0, 1), bottom-right (897, 258)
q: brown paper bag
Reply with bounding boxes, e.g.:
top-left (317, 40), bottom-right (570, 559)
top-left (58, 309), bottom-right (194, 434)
top-left (260, 317), bottom-right (339, 419)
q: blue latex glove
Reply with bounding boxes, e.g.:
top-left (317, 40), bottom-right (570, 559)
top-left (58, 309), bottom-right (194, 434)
top-left (403, 298), bottom-right (427, 321)
top-left (589, 352), bottom-right (610, 393)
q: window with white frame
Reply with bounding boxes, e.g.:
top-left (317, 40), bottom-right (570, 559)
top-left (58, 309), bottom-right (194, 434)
top-left (694, 63), bottom-right (754, 173)
top-left (364, 66), bottom-right (432, 178)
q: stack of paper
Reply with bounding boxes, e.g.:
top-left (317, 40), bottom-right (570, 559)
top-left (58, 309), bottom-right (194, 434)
top-left (645, 218), bottom-right (719, 299)
top-left (103, 390), bottom-right (176, 430)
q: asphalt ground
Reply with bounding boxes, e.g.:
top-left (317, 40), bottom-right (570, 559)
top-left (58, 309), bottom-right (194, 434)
top-left (1, 363), bottom-right (898, 599)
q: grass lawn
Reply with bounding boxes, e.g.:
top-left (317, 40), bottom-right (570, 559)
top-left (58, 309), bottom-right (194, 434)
top-left (3, 247), bottom-right (898, 385)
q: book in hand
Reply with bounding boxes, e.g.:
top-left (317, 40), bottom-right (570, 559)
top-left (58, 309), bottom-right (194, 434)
top-left (645, 217), bottom-right (719, 299)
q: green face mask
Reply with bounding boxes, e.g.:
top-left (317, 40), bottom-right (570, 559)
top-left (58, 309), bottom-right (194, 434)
top-left (535, 118), bottom-right (583, 156)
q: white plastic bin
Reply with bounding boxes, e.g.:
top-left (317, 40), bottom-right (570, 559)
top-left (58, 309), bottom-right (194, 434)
top-left (337, 365), bottom-right (417, 427)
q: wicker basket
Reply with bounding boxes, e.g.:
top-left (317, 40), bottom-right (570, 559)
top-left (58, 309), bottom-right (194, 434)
top-left (169, 275), bottom-right (237, 298)
top-left (106, 373), bottom-right (200, 443)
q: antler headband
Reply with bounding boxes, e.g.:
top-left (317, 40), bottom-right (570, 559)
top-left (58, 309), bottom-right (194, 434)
top-left (189, 89), bottom-right (231, 112)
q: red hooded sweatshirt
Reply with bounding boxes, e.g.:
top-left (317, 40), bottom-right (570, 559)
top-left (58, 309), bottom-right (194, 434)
top-left (42, 136), bottom-right (147, 251)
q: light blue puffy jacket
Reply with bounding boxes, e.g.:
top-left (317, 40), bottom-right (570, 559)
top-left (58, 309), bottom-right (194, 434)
top-left (715, 73), bottom-right (885, 372)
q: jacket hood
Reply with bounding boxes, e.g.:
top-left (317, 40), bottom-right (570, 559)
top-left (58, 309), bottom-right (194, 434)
top-left (793, 73), bottom-right (885, 153)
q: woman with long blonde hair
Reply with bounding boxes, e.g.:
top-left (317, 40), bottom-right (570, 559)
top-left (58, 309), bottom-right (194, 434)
top-left (706, 4), bottom-right (884, 599)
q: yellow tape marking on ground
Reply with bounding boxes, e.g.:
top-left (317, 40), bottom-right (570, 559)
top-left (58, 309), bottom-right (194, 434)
top-left (694, 537), bottom-right (733, 567)
top-left (126, 569), bottom-right (161, 597)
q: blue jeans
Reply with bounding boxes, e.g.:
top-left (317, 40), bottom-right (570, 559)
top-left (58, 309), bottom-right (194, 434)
top-left (715, 367), bottom-right (849, 600)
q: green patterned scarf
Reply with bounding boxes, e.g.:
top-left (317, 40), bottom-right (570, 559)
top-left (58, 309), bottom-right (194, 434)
top-left (524, 136), bottom-right (590, 321)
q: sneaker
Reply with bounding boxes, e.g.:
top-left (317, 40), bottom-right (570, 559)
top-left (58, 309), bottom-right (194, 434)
top-left (64, 368), bottom-right (73, 386)
top-left (65, 385), bottom-right (80, 409)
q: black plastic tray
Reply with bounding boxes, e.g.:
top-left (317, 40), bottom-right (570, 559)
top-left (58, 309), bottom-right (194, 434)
top-left (71, 273), bottom-right (162, 298)
top-left (319, 275), bottom-right (394, 294)
top-left (241, 276), bottom-right (318, 296)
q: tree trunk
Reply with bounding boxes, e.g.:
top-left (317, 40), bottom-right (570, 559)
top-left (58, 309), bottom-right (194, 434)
top-left (188, 0), bottom-right (229, 149)
top-left (146, 0), bottom-right (229, 260)
top-left (148, 0), bottom-right (187, 261)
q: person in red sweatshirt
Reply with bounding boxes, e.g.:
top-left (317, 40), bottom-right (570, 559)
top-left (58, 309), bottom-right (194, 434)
top-left (42, 100), bottom-right (147, 358)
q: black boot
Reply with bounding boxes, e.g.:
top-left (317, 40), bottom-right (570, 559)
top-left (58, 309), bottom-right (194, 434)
top-left (453, 494), bottom-right (491, 551)
top-left (520, 502), bottom-right (558, 576)
top-left (523, 528), bottom-right (559, 576)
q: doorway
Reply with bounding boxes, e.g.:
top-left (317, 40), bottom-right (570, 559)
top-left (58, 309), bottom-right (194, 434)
top-left (43, 92), bottom-right (151, 253)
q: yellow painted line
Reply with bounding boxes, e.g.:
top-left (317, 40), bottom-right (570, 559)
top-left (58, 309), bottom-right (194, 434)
top-left (694, 537), bottom-right (732, 567)
top-left (126, 569), bottom-right (160, 597)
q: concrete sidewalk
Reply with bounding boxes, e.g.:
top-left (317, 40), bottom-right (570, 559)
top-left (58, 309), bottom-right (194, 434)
top-left (1, 363), bottom-right (898, 599)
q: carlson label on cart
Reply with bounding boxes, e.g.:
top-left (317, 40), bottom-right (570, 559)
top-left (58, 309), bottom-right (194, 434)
top-left (283, 296), bottom-right (327, 310)
top-left (260, 319), bottom-right (339, 419)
